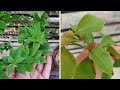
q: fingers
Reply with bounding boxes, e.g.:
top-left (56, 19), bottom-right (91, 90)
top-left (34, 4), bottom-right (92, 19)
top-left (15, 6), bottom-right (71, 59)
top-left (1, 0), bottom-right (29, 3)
top-left (93, 64), bottom-right (103, 79)
top-left (33, 62), bottom-right (37, 69)
top-left (30, 69), bottom-right (39, 79)
top-left (113, 46), bottom-right (120, 52)
top-left (42, 55), bottom-right (52, 79)
top-left (36, 64), bottom-right (44, 73)
top-left (25, 72), bottom-right (31, 79)
top-left (37, 74), bottom-right (44, 79)
top-left (15, 72), bottom-right (27, 79)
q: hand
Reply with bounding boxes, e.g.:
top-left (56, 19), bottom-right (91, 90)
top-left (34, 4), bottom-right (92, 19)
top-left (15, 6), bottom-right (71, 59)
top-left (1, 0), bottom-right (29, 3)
top-left (8, 55), bottom-right (52, 79)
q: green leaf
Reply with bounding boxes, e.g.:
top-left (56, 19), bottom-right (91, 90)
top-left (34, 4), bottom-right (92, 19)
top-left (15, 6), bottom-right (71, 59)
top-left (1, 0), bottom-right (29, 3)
top-left (17, 33), bottom-right (30, 43)
top-left (0, 29), bottom-right (4, 34)
top-left (18, 27), bottom-right (27, 33)
top-left (22, 57), bottom-right (32, 63)
top-left (61, 47), bottom-right (76, 79)
top-left (16, 64), bottom-right (26, 74)
top-left (74, 57), bottom-right (96, 79)
top-left (14, 56), bottom-right (25, 64)
top-left (9, 21), bottom-right (14, 27)
top-left (9, 49), bottom-right (16, 59)
top-left (34, 57), bottom-right (40, 64)
top-left (113, 59), bottom-right (120, 67)
top-left (0, 12), bottom-right (6, 17)
top-left (37, 11), bottom-right (44, 19)
top-left (82, 32), bottom-right (94, 44)
top-left (25, 37), bottom-right (35, 45)
top-left (0, 20), bottom-right (6, 29)
top-left (76, 14), bottom-right (104, 34)
top-left (0, 62), bottom-right (7, 70)
top-left (0, 68), bottom-right (9, 79)
top-left (8, 56), bottom-right (14, 63)
top-left (7, 64), bottom-right (14, 76)
top-left (2, 56), bottom-right (9, 63)
top-left (24, 63), bottom-right (34, 72)
top-left (39, 56), bottom-right (46, 63)
top-left (107, 46), bottom-right (120, 58)
top-left (61, 31), bottom-right (79, 47)
top-left (89, 46), bottom-right (113, 76)
top-left (101, 35), bottom-right (114, 47)
top-left (70, 24), bottom-right (77, 32)
top-left (32, 42), bottom-right (40, 56)
top-left (101, 72), bottom-right (111, 79)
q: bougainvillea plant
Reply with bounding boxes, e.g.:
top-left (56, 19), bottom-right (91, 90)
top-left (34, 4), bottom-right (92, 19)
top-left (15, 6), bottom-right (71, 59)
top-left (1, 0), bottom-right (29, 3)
top-left (0, 11), bottom-right (50, 79)
top-left (61, 14), bottom-right (120, 79)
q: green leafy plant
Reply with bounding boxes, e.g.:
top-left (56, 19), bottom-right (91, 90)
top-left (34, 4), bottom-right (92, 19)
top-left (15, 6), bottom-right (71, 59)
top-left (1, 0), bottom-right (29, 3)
top-left (61, 14), bottom-right (120, 79)
top-left (0, 11), bottom-right (50, 79)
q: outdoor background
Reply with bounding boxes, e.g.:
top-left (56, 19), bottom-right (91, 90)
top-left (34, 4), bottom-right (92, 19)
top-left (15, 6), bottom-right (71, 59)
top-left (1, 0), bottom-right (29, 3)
top-left (61, 11), bottom-right (120, 79)
top-left (0, 11), bottom-right (59, 79)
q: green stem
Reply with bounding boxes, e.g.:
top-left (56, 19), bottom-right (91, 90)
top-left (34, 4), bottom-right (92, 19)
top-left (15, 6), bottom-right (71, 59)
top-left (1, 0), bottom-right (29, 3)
top-left (70, 42), bottom-right (86, 48)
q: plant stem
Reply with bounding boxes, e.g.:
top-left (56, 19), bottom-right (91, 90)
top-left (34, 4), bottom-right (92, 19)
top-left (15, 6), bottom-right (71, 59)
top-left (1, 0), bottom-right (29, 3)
top-left (70, 42), bottom-right (86, 48)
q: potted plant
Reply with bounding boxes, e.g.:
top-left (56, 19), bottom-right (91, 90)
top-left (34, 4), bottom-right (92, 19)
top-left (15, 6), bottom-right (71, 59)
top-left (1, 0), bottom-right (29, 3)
top-left (0, 11), bottom-right (51, 79)
top-left (52, 45), bottom-right (59, 68)
top-left (61, 14), bottom-right (120, 79)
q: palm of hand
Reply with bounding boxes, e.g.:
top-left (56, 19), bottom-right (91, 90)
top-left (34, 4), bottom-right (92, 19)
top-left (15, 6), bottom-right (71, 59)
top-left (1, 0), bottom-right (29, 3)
top-left (8, 56), bottom-right (52, 79)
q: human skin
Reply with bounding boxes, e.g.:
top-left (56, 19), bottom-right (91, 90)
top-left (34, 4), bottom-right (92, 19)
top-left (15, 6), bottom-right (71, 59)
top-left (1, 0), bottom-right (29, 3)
top-left (7, 55), bottom-right (52, 79)
top-left (75, 46), bottom-right (120, 79)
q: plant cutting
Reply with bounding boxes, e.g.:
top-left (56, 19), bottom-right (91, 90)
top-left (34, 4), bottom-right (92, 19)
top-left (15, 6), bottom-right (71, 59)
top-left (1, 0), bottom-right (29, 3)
top-left (0, 11), bottom-right (50, 79)
top-left (61, 14), bottom-right (120, 79)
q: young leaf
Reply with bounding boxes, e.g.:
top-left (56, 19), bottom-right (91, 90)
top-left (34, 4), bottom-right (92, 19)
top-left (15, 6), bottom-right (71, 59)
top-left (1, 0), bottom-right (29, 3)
top-left (16, 64), bottom-right (26, 74)
top-left (76, 14), bottom-right (104, 34)
top-left (7, 64), bottom-right (14, 76)
top-left (100, 35), bottom-right (114, 47)
top-left (0, 68), bottom-right (9, 79)
top-left (74, 57), bottom-right (96, 79)
top-left (32, 42), bottom-right (40, 56)
top-left (101, 72), bottom-right (111, 79)
top-left (61, 31), bottom-right (79, 47)
top-left (39, 56), bottom-right (46, 63)
top-left (107, 46), bottom-right (120, 58)
top-left (70, 24), bottom-right (77, 32)
top-left (24, 63), bottom-right (34, 72)
top-left (22, 57), bottom-right (32, 63)
top-left (9, 49), bottom-right (16, 59)
top-left (14, 56), bottom-right (25, 64)
top-left (37, 11), bottom-right (44, 19)
top-left (2, 56), bottom-right (9, 63)
top-left (113, 59), bottom-right (120, 67)
top-left (34, 57), bottom-right (40, 64)
top-left (0, 62), bottom-right (7, 70)
top-left (82, 32), bottom-right (94, 44)
top-left (61, 47), bottom-right (76, 79)
top-left (89, 46), bottom-right (113, 76)
top-left (0, 20), bottom-right (6, 29)
top-left (8, 56), bottom-right (14, 63)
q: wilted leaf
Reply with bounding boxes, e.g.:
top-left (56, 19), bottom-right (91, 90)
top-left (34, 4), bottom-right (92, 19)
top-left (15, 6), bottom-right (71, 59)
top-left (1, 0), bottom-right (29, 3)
top-left (61, 31), bottom-right (79, 47)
